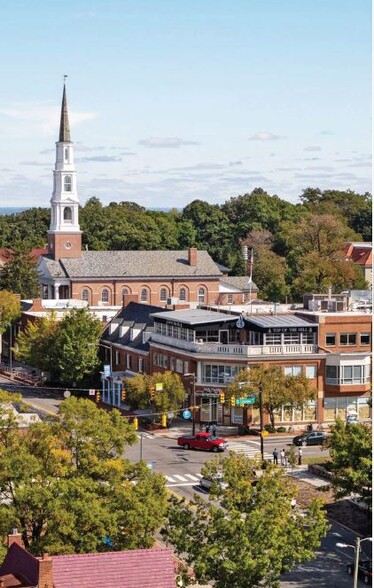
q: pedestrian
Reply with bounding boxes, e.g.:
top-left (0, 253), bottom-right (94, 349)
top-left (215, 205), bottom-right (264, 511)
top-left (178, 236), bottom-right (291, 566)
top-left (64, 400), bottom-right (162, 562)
top-left (280, 448), bottom-right (286, 466)
top-left (298, 447), bottom-right (302, 466)
top-left (205, 423), bottom-right (210, 433)
top-left (307, 422), bottom-right (313, 433)
top-left (272, 448), bottom-right (279, 465)
top-left (212, 423), bottom-right (217, 437)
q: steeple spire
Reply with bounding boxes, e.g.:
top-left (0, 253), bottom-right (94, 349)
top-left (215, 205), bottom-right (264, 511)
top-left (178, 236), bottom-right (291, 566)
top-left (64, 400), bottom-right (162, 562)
top-left (59, 79), bottom-right (71, 142)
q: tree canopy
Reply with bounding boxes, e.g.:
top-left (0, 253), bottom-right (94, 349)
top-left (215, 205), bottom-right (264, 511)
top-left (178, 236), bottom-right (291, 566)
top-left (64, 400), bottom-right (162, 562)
top-left (0, 393), bottom-right (167, 556)
top-left (162, 452), bottom-right (329, 588)
top-left (124, 371), bottom-right (186, 421)
top-left (0, 290), bottom-right (21, 334)
top-left (0, 247), bottom-right (40, 299)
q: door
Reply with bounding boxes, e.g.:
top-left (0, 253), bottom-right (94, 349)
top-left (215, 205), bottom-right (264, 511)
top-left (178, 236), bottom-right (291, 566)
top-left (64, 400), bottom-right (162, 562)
top-left (219, 330), bottom-right (229, 344)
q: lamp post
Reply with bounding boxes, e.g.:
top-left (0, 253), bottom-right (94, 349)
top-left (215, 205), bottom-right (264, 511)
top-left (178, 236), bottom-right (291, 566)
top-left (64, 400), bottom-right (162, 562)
top-left (337, 537), bottom-right (372, 588)
top-left (183, 373), bottom-right (196, 436)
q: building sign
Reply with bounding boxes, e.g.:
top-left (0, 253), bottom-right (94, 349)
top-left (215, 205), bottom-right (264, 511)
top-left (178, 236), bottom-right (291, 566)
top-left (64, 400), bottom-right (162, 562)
top-left (103, 364), bottom-right (111, 377)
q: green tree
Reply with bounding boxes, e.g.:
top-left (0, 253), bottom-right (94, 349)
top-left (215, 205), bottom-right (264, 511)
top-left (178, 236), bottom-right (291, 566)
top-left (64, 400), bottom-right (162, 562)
top-left (162, 452), bottom-right (329, 588)
top-left (0, 395), bottom-right (167, 555)
top-left (124, 371), bottom-right (185, 421)
top-left (325, 419), bottom-right (372, 509)
top-left (15, 314), bottom-right (59, 378)
top-left (0, 290), bottom-right (21, 334)
top-left (0, 247), bottom-right (40, 298)
top-left (226, 367), bottom-right (316, 429)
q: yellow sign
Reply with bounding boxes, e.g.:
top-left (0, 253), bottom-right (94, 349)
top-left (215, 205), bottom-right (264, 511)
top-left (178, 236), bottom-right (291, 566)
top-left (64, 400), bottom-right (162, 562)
top-left (261, 430), bottom-right (269, 437)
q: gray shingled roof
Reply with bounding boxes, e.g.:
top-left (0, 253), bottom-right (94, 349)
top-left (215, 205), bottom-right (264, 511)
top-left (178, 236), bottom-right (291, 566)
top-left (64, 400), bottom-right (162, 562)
top-left (220, 276), bottom-right (259, 292)
top-left (42, 250), bottom-right (221, 279)
top-left (42, 257), bottom-right (69, 278)
top-left (246, 315), bottom-right (317, 329)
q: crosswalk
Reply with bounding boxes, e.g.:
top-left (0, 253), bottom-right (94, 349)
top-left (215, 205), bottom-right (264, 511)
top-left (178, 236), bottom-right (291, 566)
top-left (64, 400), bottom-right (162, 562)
top-left (166, 473), bottom-right (202, 487)
top-left (227, 439), bottom-right (273, 462)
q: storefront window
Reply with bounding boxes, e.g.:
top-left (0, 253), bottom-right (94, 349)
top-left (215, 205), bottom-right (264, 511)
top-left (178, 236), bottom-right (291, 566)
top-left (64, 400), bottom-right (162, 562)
top-left (324, 398), bottom-right (336, 421)
top-left (303, 401), bottom-right (316, 421)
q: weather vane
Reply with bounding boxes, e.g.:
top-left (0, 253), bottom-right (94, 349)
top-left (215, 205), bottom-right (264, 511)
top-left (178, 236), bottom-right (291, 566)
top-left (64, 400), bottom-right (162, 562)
top-left (64, 74), bottom-right (68, 83)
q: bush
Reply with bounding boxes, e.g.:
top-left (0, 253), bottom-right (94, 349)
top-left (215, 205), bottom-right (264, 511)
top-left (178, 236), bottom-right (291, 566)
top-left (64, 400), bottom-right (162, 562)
top-left (276, 426), bottom-right (287, 433)
top-left (265, 425), bottom-right (276, 433)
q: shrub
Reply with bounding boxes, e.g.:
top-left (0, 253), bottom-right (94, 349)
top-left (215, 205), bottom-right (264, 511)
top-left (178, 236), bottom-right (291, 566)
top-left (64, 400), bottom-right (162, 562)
top-left (265, 425), bottom-right (276, 433)
top-left (276, 426), bottom-right (287, 433)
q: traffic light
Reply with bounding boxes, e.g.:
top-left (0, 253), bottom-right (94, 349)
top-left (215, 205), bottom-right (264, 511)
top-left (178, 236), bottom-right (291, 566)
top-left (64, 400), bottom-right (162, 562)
top-left (95, 391), bottom-right (101, 403)
top-left (230, 395), bottom-right (236, 407)
top-left (161, 413), bottom-right (167, 428)
top-left (121, 389), bottom-right (126, 402)
top-left (150, 386), bottom-right (155, 399)
top-left (133, 416), bottom-right (138, 431)
top-left (220, 392), bottom-right (225, 404)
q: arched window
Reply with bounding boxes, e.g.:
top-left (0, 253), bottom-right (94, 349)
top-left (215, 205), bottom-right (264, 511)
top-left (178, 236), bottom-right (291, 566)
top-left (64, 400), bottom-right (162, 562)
top-left (122, 288), bottom-right (129, 298)
top-left (140, 288), bottom-right (148, 302)
top-left (102, 289), bottom-right (109, 303)
top-left (63, 207), bottom-right (72, 221)
top-left (198, 287), bottom-right (206, 304)
top-left (64, 176), bottom-right (72, 192)
top-left (179, 287), bottom-right (186, 301)
top-left (160, 288), bottom-right (168, 301)
top-left (82, 289), bottom-right (89, 302)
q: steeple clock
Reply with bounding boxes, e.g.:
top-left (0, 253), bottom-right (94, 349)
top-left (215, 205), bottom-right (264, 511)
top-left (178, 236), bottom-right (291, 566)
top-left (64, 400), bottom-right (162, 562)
top-left (47, 82), bottom-right (82, 260)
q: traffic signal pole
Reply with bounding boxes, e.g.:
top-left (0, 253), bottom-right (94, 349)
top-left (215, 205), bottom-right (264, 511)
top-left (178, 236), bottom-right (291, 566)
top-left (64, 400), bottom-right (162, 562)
top-left (259, 384), bottom-right (264, 461)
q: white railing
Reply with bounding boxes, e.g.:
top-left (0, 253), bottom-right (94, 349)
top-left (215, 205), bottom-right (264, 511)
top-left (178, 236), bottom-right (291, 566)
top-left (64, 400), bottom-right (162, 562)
top-left (151, 334), bottom-right (318, 356)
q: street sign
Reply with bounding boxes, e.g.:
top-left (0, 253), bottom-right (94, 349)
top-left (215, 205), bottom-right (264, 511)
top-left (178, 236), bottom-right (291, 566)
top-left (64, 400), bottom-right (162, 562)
top-left (63, 390), bottom-right (71, 399)
top-left (155, 382), bottom-right (163, 391)
top-left (235, 396), bottom-right (256, 406)
top-left (88, 389), bottom-right (96, 396)
top-left (103, 364), bottom-right (111, 377)
top-left (167, 411), bottom-right (174, 419)
top-left (183, 409), bottom-right (192, 419)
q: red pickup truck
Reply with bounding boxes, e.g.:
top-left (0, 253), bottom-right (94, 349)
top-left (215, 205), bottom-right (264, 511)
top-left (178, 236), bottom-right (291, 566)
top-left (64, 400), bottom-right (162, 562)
top-left (177, 432), bottom-right (228, 452)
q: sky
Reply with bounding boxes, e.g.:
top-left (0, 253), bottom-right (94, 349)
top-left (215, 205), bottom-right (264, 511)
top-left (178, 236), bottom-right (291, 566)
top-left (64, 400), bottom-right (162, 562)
top-left (0, 0), bottom-right (371, 209)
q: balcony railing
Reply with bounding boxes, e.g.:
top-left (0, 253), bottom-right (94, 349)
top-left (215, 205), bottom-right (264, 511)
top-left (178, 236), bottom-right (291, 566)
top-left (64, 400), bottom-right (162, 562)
top-left (151, 334), bottom-right (318, 356)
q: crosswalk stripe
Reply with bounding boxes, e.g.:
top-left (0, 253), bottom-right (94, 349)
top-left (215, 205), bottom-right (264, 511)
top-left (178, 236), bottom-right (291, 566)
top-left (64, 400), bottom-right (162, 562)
top-left (173, 474), bottom-right (188, 481)
top-left (184, 474), bottom-right (199, 481)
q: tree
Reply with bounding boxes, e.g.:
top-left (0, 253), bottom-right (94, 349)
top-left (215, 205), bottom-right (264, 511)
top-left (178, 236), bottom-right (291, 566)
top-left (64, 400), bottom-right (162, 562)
top-left (325, 419), bottom-right (372, 510)
top-left (15, 314), bottom-right (59, 378)
top-left (0, 247), bottom-right (40, 298)
top-left (0, 290), bottom-right (21, 334)
top-left (162, 452), bottom-right (329, 588)
top-left (226, 366), bottom-right (316, 429)
top-left (0, 394), bottom-right (168, 555)
top-left (55, 307), bottom-right (102, 386)
top-left (124, 371), bottom-right (185, 421)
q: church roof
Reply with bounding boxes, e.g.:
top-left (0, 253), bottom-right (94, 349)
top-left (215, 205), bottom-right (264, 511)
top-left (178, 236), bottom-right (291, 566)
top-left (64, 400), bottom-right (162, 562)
top-left (59, 83), bottom-right (71, 142)
top-left (42, 250), bottom-right (222, 279)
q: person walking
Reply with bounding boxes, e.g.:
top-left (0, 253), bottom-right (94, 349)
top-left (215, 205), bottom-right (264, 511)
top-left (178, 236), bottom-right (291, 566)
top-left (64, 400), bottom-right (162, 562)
top-left (298, 447), bottom-right (303, 466)
top-left (205, 423), bottom-right (210, 433)
top-left (212, 423), bottom-right (217, 437)
top-left (272, 448), bottom-right (279, 465)
top-left (280, 448), bottom-right (286, 466)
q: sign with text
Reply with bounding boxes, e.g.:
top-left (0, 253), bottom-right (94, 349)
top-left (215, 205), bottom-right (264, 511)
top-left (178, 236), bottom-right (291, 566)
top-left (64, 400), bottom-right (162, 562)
top-left (235, 396), bottom-right (256, 406)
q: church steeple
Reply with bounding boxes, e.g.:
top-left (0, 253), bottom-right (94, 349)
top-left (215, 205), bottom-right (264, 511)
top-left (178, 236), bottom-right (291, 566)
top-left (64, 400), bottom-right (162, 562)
top-left (47, 80), bottom-right (82, 260)
top-left (59, 84), bottom-right (71, 142)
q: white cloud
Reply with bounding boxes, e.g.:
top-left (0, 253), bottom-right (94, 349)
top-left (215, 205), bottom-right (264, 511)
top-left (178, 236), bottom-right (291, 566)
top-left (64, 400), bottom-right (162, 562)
top-left (248, 131), bottom-right (284, 141)
top-left (138, 137), bottom-right (199, 148)
top-left (303, 146), bottom-right (322, 152)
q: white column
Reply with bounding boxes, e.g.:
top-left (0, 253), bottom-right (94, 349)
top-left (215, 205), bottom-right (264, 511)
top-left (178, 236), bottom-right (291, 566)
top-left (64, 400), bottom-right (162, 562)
top-left (55, 283), bottom-right (60, 300)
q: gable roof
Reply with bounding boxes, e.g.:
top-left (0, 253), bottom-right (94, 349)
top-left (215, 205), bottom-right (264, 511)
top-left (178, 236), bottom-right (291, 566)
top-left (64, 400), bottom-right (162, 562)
top-left (102, 302), bottom-right (168, 350)
top-left (40, 250), bottom-right (222, 280)
top-left (51, 548), bottom-right (176, 588)
top-left (220, 276), bottom-right (259, 292)
top-left (0, 543), bottom-right (39, 587)
top-left (344, 242), bottom-right (372, 267)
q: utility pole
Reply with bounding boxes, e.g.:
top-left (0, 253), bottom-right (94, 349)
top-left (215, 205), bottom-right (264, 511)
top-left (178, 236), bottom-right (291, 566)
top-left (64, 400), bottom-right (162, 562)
top-left (259, 383), bottom-right (264, 461)
top-left (184, 373), bottom-right (197, 436)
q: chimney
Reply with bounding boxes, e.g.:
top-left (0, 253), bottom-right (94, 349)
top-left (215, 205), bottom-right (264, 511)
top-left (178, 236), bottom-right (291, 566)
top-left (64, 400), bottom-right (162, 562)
top-left (38, 553), bottom-right (53, 588)
top-left (122, 293), bottom-right (139, 308)
top-left (7, 528), bottom-right (23, 548)
top-left (188, 247), bottom-right (197, 267)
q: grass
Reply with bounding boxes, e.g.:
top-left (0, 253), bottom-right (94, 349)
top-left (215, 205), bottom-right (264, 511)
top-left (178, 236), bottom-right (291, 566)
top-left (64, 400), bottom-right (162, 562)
top-left (303, 455), bottom-right (331, 465)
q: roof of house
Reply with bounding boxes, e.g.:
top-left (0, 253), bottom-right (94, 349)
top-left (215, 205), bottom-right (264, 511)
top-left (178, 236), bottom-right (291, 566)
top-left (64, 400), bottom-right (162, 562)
top-left (220, 276), bottom-right (259, 292)
top-left (245, 314), bottom-right (318, 329)
top-left (41, 250), bottom-right (222, 280)
top-left (151, 308), bottom-right (236, 326)
top-left (102, 302), bottom-right (168, 350)
top-left (344, 242), bottom-right (372, 267)
top-left (51, 548), bottom-right (176, 588)
top-left (0, 543), bottom-right (38, 587)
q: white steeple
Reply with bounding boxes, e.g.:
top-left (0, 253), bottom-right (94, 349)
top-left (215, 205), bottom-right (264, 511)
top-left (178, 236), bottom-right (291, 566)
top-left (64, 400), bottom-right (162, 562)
top-left (48, 80), bottom-right (82, 260)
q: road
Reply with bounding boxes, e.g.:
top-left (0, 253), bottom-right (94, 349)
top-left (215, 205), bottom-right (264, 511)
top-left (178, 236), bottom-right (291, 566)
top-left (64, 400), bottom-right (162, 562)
top-left (1, 378), bottom-right (368, 586)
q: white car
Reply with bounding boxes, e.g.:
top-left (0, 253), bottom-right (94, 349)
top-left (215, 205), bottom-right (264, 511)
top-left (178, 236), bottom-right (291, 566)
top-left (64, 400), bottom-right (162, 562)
top-left (199, 473), bottom-right (228, 491)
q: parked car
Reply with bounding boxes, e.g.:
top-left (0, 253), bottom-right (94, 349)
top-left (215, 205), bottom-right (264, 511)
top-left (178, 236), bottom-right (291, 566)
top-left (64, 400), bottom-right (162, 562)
top-left (292, 431), bottom-right (327, 446)
top-left (177, 432), bottom-right (228, 452)
top-left (347, 559), bottom-right (372, 585)
top-left (346, 414), bottom-right (358, 424)
top-left (199, 473), bottom-right (228, 491)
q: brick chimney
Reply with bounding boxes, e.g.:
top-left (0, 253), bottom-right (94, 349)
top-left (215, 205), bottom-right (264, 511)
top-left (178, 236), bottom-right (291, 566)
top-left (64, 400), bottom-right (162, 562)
top-left (188, 247), bottom-right (197, 266)
top-left (122, 293), bottom-right (139, 307)
top-left (7, 528), bottom-right (23, 548)
top-left (38, 553), bottom-right (53, 588)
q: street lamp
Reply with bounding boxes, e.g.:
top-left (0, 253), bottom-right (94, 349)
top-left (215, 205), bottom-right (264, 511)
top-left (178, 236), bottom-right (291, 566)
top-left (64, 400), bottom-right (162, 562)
top-left (183, 373), bottom-right (196, 436)
top-left (337, 537), bottom-right (372, 588)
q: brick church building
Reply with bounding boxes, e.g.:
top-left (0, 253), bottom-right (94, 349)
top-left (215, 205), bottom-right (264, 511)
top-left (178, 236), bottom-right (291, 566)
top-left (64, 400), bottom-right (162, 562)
top-left (38, 84), bottom-right (257, 313)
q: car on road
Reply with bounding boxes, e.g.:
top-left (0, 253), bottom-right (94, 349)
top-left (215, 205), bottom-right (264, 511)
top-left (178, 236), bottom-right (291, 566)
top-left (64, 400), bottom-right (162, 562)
top-left (177, 432), bottom-right (228, 452)
top-left (347, 559), bottom-right (372, 584)
top-left (346, 413), bottom-right (358, 424)
top-left (292, 431), bottom-right (327, 446)
top-left (199, 473), bottom-right (228, 491)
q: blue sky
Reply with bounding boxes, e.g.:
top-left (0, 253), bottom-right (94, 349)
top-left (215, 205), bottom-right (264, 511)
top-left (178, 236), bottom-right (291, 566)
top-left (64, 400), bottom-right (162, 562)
top-left (0, 0), bottom-right (371, 208)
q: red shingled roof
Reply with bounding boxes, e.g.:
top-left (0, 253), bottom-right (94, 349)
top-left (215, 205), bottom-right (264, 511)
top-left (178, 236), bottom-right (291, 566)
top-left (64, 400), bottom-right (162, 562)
top-left (344, 243), bottom-right (372, 267)
top-left (51, 548), bottom-right (176, 588)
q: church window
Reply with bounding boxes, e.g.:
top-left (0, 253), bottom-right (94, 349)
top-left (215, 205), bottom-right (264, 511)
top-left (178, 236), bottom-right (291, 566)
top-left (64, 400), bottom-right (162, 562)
top-left (179, 287), bottom-right (186, 301)
top-left (63, 207), bottom-right (72, 222)
top-left (102, 289), bottom-right (109, 303)
top-left (82, 289), bottom-right (90, 303)
top-left (160, 288), bottom-right (168, 301)
top-left (198, 287), bottom-right (206, 304)
top-left (64, 176), bottom-right (72, 192)
top-left (65, 148), bottom-right (69, 161)
top-left (122, 288), bottom-right (129, 298)
top-left (140, 288), bottom-right (148, 302)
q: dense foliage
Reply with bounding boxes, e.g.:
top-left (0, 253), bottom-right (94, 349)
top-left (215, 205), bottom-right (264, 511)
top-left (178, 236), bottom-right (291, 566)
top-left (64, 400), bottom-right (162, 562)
top-left (162, 452), bottom-right (329, 588)
top-left (15, 308), bottom-right (102, 385)
top-left (0, 247), bottom-right (40, 299)
top-left (325, 419), bottom-right (372, 509)
top-left (0, 393), bottom-right (167, 557)
top-left (124, 371), bottom-right (186, 421)
top-left (0, 187), bottom-right (370, 300)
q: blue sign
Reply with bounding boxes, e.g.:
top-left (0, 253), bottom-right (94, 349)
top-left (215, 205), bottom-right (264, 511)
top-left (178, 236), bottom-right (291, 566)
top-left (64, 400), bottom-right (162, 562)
top-left (103, 364), bottom-right (111, 377)
top-left (183, 409), bottom-right (192, 419)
